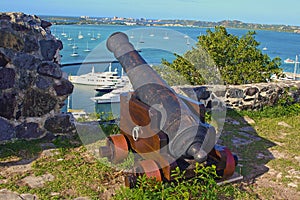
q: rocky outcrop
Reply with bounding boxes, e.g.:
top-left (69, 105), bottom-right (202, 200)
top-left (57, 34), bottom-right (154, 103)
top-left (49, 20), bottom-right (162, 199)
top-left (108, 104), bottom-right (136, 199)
top-left (174, 81), bottom-right (300, 110)
top-left (0, 12), bottom-right (74, 142)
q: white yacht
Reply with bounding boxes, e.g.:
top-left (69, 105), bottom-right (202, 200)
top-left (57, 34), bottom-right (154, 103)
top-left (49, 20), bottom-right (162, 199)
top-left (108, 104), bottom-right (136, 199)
top-left (68, 64), bottom-right (123, 86)
top-left (91, 76), bottom-right (133, 104)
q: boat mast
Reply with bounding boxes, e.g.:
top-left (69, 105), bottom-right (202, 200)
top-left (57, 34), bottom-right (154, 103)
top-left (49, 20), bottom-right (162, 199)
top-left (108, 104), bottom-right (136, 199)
top-left (108, 63), bottom-right (112, 72)
top-left (294, 55), bottom-right (299, 80)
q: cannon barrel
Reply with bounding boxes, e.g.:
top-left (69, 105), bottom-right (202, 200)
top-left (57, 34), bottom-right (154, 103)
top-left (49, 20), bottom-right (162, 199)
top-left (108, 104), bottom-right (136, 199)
top-left (106, 32), bottom-right (216, 162)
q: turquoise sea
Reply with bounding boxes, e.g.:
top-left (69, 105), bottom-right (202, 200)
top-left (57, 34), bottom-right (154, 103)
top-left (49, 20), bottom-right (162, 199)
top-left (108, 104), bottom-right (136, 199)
top-left (55, 24), bottom-right (300, 114)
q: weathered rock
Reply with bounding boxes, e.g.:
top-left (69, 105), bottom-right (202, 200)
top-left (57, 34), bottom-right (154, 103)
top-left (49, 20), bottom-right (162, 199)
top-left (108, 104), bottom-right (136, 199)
top-left (41, 20), bottom-right (52, 29)
top-left (0, 91), bottom-right (17, 119)
top-left (22, 89), bottom-right (57, 117)
top-left (0, 30), bottom-right (24, 51)
top-left (53, 78), bottom-right (74, 96)
top-left (244, 87), bottom-right (259, 96)
top-left (227, 88), bottom-right (244, 98)
top-left (24, 34), bottom-right (39, 52)
top-left (0, 51), bottom-right (10, 66)
top-left (35, 75), bottom-right (53, 90)
top-left (0, 117), bottom-right (15, 141)
top-left (21, 173), bottom-right (55, 188)
top-left (44, 114), bottom-right (75, 133)
top-left (37, 61), bottom-right (62, 79)
top-left (20, 193), bottom-right (39, 200)
top-left (0, 67), bottom-right (15, 89)
top-left (13, 53), bottom-right (38, 70)
top-left (177, 81), bottom-right (300, 110)
top-left (0, 189), bottom-right (22, 200)
top-left (15, 122), bottom-right (44, 139)
top-left (39, 40), bottom-right (60, 61)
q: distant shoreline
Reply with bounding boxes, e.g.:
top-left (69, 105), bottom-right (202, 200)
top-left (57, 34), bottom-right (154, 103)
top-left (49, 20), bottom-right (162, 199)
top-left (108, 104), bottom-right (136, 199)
top-left (40, 15), bottom-right (300, 33)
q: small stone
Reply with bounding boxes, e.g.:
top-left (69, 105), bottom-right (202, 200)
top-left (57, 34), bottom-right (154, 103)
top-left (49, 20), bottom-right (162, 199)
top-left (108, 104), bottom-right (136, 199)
top-left (243, 116), bottom-right (255, 124)
top-left (40, 149), bottom-right (59, 158)
top-left (2, 164), bottom-right (32, 174)
top-left (287, 182), bottom-right (298, 188)
top-left (50, 192), bottom-right (60, 196)
top-left (73, 197), bottom-right (91, 200)
top-left (0, 189), bottom-right (22, 200)
top-left (21, 173), bottom-right (54, 188)
top-left (278, 121), bottom-right (292, 128)
top-left (276, 172), bottom-right (282, 180)
top-left (20, 193), bottom-right (39, 200)
top-left (244, 87), bottom-right (259, 96)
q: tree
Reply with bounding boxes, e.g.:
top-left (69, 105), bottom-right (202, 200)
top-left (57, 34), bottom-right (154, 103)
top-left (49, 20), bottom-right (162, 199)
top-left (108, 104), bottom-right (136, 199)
top-left (161, 26), bottom-right (282, 85)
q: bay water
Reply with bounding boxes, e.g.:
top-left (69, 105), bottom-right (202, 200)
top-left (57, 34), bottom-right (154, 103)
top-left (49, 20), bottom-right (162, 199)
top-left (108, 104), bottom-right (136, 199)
top-left (55, 24), bottom-right (300, 115)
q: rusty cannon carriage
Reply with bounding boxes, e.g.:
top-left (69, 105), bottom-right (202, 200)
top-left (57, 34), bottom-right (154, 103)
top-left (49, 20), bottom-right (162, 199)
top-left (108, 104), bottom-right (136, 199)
top-left (99, 32), bottom-right (238, 187)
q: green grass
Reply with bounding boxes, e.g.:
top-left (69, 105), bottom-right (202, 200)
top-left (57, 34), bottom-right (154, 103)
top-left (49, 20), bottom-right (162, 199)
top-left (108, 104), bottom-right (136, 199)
top-left (0, 103), bottom-right (299, 199)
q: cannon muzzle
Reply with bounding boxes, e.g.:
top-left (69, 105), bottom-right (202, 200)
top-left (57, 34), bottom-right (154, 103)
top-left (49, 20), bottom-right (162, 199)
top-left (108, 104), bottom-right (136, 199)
top-left (106, 32), bottom-right (216, 162)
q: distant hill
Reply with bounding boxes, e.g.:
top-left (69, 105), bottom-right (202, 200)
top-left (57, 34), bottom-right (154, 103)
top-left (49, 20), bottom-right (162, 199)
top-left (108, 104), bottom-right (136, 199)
top-left (40, 15), bottom-right (300, 33)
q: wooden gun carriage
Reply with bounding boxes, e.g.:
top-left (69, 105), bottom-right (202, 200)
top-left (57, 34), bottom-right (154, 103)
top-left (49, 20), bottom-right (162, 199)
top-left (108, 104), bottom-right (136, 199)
top-left (99, 32), bottom-right (237, 187)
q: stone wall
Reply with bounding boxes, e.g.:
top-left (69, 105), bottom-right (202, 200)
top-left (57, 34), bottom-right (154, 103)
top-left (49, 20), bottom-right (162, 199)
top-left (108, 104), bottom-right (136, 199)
top-left (174, 80), bottom-right (300, 110)
top-left (0, 12), bottom-right (74, 142)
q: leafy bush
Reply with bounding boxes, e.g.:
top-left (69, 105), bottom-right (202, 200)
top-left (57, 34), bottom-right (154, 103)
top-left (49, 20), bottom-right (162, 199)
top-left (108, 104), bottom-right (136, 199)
top-left (113, 163), bottom-right (219, 200)
top-left (161, 26), bottom-right (283, 85)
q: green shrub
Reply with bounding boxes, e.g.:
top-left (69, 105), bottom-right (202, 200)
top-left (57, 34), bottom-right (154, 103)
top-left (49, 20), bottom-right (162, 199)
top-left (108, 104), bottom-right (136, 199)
top-left (113, 163), bottom-right (219, 200)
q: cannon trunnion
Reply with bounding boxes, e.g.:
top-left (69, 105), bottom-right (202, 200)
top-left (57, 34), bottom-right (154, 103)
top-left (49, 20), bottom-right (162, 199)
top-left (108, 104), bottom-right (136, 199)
top-left (99, 32), bottom-right (238, 187)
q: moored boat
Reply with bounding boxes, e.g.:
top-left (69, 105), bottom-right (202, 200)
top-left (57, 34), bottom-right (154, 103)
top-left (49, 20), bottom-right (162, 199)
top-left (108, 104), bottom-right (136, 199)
top-left (68, 64), bottom-right (123, 86)
top-left (284, 58), bottom-right (295, 64)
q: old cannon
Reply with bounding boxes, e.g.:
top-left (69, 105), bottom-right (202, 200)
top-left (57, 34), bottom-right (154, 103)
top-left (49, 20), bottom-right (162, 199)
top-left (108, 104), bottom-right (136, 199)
top-left (99, 32), bottom-right (237, 187)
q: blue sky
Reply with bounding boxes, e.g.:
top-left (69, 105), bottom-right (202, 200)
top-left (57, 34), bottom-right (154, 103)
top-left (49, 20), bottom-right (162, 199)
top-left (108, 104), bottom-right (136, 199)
top-left (1, 0), bottom-right (299, 26)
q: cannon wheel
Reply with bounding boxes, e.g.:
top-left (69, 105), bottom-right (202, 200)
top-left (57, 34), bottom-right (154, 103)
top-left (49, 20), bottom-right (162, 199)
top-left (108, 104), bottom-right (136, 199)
top-left (136, 159), bottom-right (162, 181)
top-left (108, 134), bottom-right (129, 164)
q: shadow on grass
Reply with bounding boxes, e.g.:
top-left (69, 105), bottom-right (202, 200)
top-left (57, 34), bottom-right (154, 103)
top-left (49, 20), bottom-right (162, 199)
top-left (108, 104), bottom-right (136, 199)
top-left (0, 133), bottom-right (83, 167)
top-left (221, 109), bottom-right (276, 181)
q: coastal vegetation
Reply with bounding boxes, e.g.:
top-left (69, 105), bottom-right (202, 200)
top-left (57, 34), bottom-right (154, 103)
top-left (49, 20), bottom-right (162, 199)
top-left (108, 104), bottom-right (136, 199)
top-left (41, 15), bottom-right (300, 33)
top-left (161, 26), bottom-right (283, 85)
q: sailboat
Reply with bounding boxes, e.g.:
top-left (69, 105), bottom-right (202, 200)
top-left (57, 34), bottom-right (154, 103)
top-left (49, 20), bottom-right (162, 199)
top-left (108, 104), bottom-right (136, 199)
top-left (186, 37), bottom-right (190, 45)
top-left (78, 31), bottom-right (84, 39)
top-left (91, 32), bottom-right (97, 40)
top-left (130, 32), bottom-right (134, 39)
top-left (61, 27), bottom-right (67, 37)
top-left (72, 40), bottom-right (78, 49)
top-left (67, 33), bottom-right (73, 41)
top-left (163, 32), bottom-right (169, 40)
top-left (83, 41), bottom-right (91, 52)
top-left (70, 48), bottom-right (79, 57)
